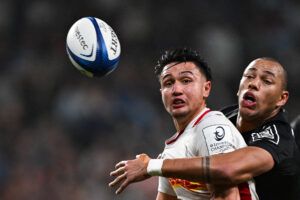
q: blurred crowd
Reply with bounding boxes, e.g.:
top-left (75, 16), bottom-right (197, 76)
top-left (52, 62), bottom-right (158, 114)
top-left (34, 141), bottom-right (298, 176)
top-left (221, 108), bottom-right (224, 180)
top-left (0, 0), bottom-right (300, 199)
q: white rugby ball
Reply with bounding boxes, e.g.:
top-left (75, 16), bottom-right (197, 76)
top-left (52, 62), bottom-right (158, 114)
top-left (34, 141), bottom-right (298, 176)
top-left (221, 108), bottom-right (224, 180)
top-left (66, 17), bottom-right (121, 77)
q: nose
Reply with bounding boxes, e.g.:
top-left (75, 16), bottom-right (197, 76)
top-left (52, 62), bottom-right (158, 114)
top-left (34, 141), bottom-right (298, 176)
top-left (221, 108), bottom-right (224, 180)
top-left (248, 78), bottom-right (260, 90)
top-left (172, 81), bottom-right (183, 96)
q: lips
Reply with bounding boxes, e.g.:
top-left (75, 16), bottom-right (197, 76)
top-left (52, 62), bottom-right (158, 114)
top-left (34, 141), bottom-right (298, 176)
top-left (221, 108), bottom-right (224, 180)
top-left (241, 91), bottom-right (257, 108)
top-left (172, 98), bottom-right (185, 108)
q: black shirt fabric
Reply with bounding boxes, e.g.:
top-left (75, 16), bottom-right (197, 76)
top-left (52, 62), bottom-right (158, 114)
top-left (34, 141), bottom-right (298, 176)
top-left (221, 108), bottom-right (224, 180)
top-left (291, 115), bottom-right (300, 200)
top-left (291, 115), bottom-right (300, 151)
top-left (222, 105), bottom-right (299, 200)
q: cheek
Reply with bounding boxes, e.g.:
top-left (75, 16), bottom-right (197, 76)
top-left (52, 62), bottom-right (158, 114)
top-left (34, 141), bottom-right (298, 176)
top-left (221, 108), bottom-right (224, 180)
top-left (161, 90), bottom-right (170, 106)
top-left (185, 87), bottom-right (202, 102)
top-left (260, 89), bottom-right (280, 104)
top-left (237, 81), bottom-right (246, 93)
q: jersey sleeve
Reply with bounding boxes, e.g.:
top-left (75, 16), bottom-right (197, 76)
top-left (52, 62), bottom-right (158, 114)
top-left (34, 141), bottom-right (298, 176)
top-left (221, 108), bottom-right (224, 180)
top-left (195, 112), bottom-right (247, 156)
top-left (158, 176), bottom-right (176, 196)
top-left (247, 122), bottom-right (295, 164)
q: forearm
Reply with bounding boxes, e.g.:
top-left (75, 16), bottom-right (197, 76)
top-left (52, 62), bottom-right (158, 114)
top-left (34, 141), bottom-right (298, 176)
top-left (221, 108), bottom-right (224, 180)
top-left (149, 147), bottom-right (274, 186)
top-left (109, 147), bottom-right (274, 194)
top-left (161, 156), bottom-right (234, 186)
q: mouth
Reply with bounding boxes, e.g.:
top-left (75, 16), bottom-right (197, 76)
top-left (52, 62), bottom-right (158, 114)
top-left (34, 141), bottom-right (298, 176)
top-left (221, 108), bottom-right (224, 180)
top-left (172, 98), bottom-right (185, 108)
top-left (241, 92), bottom-right (257, 107)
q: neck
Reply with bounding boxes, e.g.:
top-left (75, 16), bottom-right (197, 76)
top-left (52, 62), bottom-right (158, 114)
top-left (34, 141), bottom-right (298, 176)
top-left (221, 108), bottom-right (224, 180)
top-left (236, 114), bottom-right (259, 133)
top-left (173, 106), bottom-right (207, 132)
top-left (236, 109), bottom-right (280, 133)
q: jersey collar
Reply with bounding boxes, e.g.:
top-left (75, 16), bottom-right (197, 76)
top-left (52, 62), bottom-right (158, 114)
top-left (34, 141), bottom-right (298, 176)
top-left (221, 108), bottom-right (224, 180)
top-left (165, 108), bottom-right (211, 145)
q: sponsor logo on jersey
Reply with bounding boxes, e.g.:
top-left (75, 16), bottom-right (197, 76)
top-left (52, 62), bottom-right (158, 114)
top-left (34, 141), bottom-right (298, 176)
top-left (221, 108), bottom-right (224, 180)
top-left (251, 125), bottom-right (280, 145)
top-left (214, 126), bottom-right (225, 141)
top-left (203, 125), bottom-right (236, 155)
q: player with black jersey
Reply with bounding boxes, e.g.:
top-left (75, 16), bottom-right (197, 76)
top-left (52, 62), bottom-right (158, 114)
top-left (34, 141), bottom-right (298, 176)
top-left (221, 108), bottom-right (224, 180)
top-left (222, 104), bottom-right (299, 200)
top-left (109, 57), bottom-right (299, 200)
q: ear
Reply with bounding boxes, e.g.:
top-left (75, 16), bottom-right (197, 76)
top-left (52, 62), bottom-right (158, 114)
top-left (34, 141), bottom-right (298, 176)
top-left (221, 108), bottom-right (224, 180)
top-left (203, 81), bottom-right (211, 98)
top-left (276, 90), bottom-right (289, 107)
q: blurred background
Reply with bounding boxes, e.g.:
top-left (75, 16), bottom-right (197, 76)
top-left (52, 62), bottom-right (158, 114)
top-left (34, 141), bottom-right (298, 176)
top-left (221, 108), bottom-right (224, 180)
top-left (0, 0), bottom-right (299, 199)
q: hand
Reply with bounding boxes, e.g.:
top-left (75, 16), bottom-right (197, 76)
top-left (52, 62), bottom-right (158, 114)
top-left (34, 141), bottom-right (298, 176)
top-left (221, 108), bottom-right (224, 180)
top-left (109, 153), bottom-right (152, 194)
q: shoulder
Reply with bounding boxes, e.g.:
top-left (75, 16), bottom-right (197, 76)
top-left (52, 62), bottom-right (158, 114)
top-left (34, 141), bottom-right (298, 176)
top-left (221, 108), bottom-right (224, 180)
top-left (199, 110), bottom-right (238, 130)
top-left (194, 110), bottom-right (239, 136)
top-left (249, 110), bottom-right (294, 145)
top-left (219, 104), bottom-right (238, 124)
top-left (246, 110), bottom-right (296, 164)
top-left (203, 110), bottom-right (232, 123)
top-left (193, 110), bottom-right (247, 154)
top-left (219, 104), bottom-right (238, 117)
top-left (291, 115), bottom-right (300, 147)
top-left (264, 109), bottom-right (293, 140)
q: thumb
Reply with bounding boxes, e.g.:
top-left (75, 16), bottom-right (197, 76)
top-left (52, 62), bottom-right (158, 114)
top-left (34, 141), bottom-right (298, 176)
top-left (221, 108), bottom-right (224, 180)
top-left (136, 153), bottom-right (147, 159)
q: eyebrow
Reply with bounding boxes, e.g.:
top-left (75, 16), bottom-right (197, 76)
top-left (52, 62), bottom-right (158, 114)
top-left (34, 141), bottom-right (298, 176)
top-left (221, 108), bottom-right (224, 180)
top-left (247, 67), bottom-right (276, 77)
top-left (263, 70), bottom-right (276, 77)
top-left (161, 74), bottom-right (171, 81)
top-left (161, 70), bottom-right (194, 81)
top-left (180, 70), bottom-right (194, 76)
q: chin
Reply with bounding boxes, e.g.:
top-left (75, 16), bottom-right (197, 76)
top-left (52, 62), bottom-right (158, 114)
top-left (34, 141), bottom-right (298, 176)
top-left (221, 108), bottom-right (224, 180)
top-left (239, 108), bottom-right (257, 121)
top-left (171, 110), bottom-right (188, 119)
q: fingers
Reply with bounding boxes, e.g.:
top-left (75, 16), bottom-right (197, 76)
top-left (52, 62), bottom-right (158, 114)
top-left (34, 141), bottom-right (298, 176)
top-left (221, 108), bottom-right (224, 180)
top-left (115, 160), bottom-right (127, 169)
top-left (110, 160), bottom-right (126, 177)
top-left (109, 172), bottom-right (126, 187)
top-left (115, 180), bottom-right (129, 195)
top-left (109, 160), bottom-right (129, 194)
top-left (109, 167), bottom-right (130, 195)
top-left (110, 165), bottom-right (125, 177)
top-left (109, 157), bottom-right (147, 195)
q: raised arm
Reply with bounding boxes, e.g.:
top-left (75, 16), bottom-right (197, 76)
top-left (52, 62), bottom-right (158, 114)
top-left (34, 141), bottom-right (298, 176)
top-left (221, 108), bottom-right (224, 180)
top-left (162, 146), bottom-right (273, 186)
top-left (109, 146), bottom-right (274, 194)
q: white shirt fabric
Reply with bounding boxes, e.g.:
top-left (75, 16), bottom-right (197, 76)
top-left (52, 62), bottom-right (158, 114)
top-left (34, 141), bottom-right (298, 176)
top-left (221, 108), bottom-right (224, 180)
top-left (158, 108), bottom-right (258, 200)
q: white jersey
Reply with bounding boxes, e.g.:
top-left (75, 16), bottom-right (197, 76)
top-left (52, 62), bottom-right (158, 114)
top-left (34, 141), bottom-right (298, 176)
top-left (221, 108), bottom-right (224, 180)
top-left (158, 108), bottom-right (258, 200)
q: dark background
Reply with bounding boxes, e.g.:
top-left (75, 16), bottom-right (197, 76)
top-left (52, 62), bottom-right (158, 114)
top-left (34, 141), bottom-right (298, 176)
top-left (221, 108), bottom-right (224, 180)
top-left (0, 0), bottom-right (299, 199)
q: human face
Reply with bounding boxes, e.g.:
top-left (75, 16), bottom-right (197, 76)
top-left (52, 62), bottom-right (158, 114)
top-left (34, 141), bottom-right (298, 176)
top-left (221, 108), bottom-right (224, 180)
top-left (237, 59), bottom-right (289, 122)
top-left (160, 62), bottom-right (211, 122)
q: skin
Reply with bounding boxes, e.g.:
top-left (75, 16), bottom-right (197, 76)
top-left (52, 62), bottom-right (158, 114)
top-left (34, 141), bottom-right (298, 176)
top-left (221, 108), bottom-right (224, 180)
top-left (236, 58), bottom-right (289, 132)
top-left (110, 61), bottom-right (240, 199)
top-left (109, 58), bottom-right (289, 199)
top-left (159, 61), bottom-right (211, 132)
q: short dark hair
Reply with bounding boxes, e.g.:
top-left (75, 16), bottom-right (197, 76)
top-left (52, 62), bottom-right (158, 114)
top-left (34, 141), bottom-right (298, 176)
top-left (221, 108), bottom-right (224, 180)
top-left (154, 48), bottom-right (212, 81)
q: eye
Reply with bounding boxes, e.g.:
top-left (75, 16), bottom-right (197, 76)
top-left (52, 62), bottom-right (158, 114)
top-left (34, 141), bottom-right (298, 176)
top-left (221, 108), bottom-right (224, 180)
top-left (162, 80), bottom-right (174, 88)
top-left (244, 74), bottom-right (255, 79)
top-left (263, 79), bottom-right (272, 85)
top-left (182, 78), bottom-right (192, 84)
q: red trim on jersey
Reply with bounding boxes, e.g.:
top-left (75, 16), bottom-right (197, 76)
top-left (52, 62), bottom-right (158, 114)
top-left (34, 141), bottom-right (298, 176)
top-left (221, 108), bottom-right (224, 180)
top-left (238, 182), bottom-right (252, 200)
top-left (165, 109), bottom-right (211, 145)
top-left (192, 109), bottom-right (211, 127)
top-left (165, 129), bottom-right (185, 145)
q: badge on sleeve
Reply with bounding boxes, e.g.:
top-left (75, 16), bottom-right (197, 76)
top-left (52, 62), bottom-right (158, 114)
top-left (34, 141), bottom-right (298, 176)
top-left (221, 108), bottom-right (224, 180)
top-left (203, 124), bottom-right (236, 155)
top-left (250, 125), bottom-right (280, 145)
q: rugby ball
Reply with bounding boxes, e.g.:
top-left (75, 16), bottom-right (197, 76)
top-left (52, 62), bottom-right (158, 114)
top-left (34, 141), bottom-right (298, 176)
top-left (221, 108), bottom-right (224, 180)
top-left (66, 17), bottom-right (121, 77)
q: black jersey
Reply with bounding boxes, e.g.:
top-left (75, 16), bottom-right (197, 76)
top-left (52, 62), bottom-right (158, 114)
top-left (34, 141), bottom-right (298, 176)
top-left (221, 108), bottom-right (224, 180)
top-left (222, 105), bottom-right (299, 200)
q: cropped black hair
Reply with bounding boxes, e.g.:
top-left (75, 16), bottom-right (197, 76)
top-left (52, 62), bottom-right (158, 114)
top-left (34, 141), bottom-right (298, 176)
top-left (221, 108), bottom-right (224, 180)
top-left (155, 48), bottom-right (212, 81)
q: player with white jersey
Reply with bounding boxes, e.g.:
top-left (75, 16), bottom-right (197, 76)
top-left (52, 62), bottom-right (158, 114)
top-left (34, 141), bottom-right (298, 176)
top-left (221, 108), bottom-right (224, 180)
top-left (109, 48), bottom-right (257, 199)
top-left (158, 108), bottom-right (257, 200)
